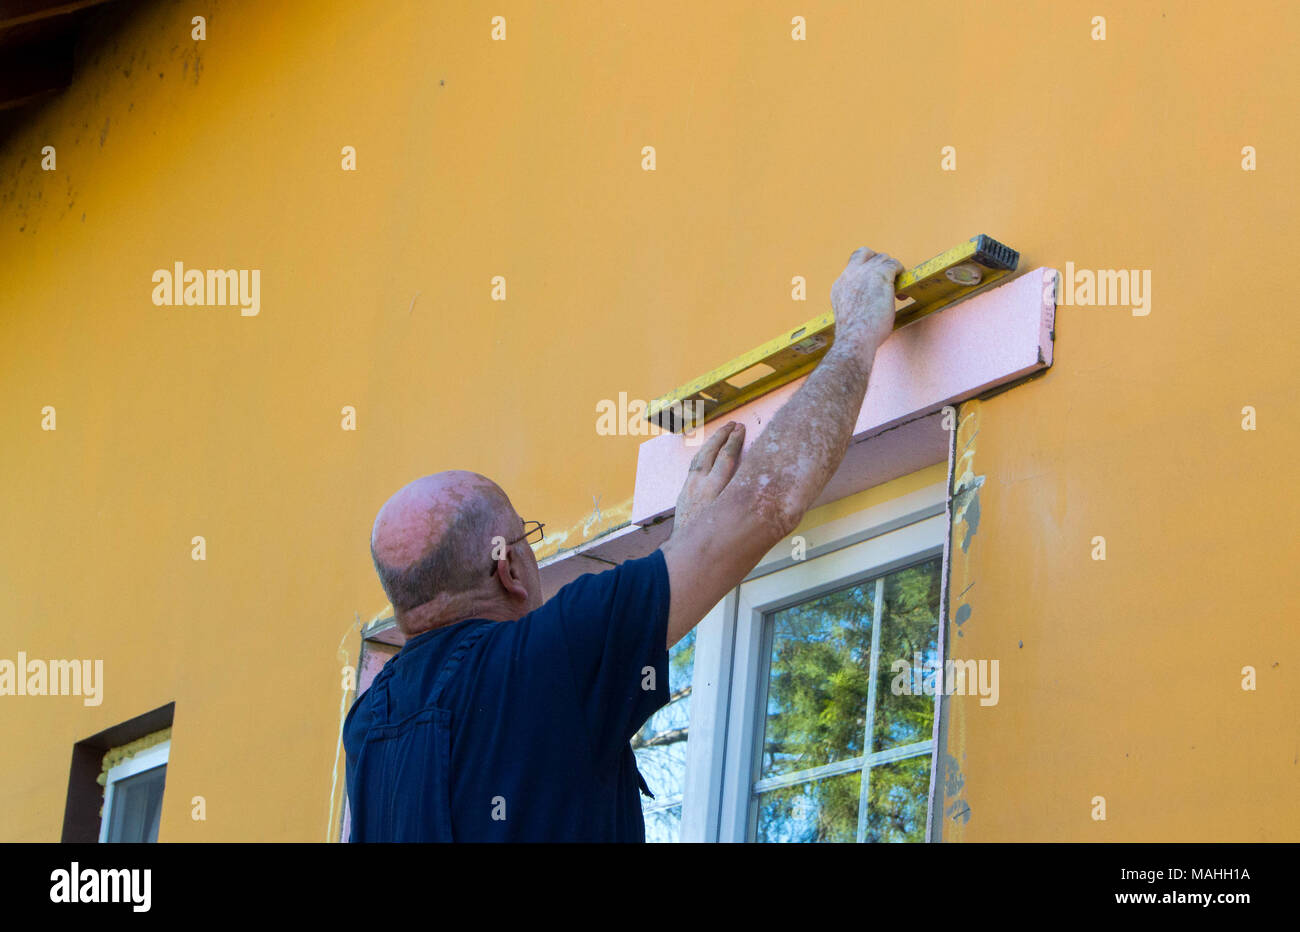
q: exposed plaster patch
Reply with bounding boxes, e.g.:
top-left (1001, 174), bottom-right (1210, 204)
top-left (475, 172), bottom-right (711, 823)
top-left (952, 416), bottom-right (986, 555)
top-left (940, 755), bottom-right (972, 823)
top-left (956, 421), bottom-right (982, 556)
top-left (327, 611), bottom-right (366, 842)
top-left (98, 728), bottom-right (171, 787)
top-left (533, 496), bottom-right (633, 561)
top-left (98, 727), bottom-right (171, 817)
top-left (935, 399), bottom-right (984, 840)
top-left (942, 753), bottom-right (964, 797)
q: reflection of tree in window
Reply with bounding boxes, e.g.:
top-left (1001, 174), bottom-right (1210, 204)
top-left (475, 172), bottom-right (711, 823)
top-left (865, 756), bottom-right (930, 843)
top-left (633, 628), bottom-right (695, 842)
top-left (756, 772), bottom-right (860, 842)
top-left (762, 582), bottom-right (874, 778)
top-left (874, 561), bottom-right (942, 752)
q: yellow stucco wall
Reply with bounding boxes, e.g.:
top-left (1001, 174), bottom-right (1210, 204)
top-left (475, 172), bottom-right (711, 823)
top-left (1, 0), bottom-right (1295, 841)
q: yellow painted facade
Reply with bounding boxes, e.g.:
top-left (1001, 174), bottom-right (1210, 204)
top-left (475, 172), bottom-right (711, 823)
top-left (1, 0), bottom-right (1296, 841)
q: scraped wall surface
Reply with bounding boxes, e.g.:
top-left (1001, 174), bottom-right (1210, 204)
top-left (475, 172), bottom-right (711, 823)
top-left (1, 0), bottom-right (1296, 840)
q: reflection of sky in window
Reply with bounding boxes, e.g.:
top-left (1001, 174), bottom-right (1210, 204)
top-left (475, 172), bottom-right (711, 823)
top-left (643, 805), bottom-right (682, 843)
top-left (636, 629), bottom-right (695, 840)
top-left (756, 772), bottom-right (860, 843)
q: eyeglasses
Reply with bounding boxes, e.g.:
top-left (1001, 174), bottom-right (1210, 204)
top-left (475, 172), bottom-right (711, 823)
top-left (488, 520), bottom-right (545, 576)
top-left (510, 520), bottom-right (545, 547)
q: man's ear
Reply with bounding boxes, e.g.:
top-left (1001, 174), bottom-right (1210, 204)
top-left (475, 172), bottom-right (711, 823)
top-left (493, 547), bottom-right (530, 602)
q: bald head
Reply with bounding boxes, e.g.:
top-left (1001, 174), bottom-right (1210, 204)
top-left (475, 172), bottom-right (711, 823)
top-left (371, 471), bottom-right (531, 633)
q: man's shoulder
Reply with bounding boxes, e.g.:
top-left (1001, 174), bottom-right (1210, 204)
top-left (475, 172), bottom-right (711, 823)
top-left (540, 548), bottom-right (668, 611)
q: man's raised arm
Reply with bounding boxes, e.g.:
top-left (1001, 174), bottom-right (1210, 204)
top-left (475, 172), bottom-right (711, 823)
top-left (660, 246), bottom-right (904, 647)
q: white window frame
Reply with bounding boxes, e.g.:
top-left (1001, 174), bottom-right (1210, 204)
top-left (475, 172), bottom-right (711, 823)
top-left (673, 480), bottom-right (947, 842)
top-left (99, 739), bottom-right (170, 843)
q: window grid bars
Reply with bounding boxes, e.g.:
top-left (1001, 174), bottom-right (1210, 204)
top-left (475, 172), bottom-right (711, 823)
top-left (749, 739), bottom-right (932, 795)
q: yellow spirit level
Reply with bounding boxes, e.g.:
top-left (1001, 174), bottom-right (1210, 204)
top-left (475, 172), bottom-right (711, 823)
top-left (645, 235), bottom-right (1019, 432)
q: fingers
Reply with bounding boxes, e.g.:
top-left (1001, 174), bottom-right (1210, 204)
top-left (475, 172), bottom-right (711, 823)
top-left (847, 247), bottom-right (904, 279)
top-left (865, 252), bottom-right (905, 281)
top-left (683, 422), bottom-right (747, 507)
top-left (709, 422), bottom-right (746, 488)
top-left (688, 421), bottom-right (739, 473)
top-left (676, 422), bottom-right (744, 524)
top-left (686, 422), bottom-right (747, 503)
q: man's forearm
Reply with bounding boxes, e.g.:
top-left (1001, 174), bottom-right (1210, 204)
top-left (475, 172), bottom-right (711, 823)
top-left (725, 327), bottom-right (882, 537)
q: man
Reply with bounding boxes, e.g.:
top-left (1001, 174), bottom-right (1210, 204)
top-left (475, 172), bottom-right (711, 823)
top-left (343, 246), bottom-right (904, 841)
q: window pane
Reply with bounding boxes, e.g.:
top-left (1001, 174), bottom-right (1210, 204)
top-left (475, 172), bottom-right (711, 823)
top-left (864, 755), bottom-right (931, 843)
top-left (105, 764), bottom-right (166, 843)
top-left (873, 558), bottom-right (942, 752)
top-left (643, 805), bottom-right (682, 843)
top-left (634, 628), bottom-right (695, 839)
top-left (759, 582), bottom-right (874, 779)
top-left (755, 772), bottom-right (860, 843)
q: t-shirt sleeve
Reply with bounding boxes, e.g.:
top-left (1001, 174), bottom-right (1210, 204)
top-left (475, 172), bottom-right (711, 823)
top-left (545, 548), bottom-right (672, 767)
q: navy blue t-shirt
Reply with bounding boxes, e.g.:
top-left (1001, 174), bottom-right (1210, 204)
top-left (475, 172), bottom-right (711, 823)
top-left (343, 549), bottom-right (672, 842)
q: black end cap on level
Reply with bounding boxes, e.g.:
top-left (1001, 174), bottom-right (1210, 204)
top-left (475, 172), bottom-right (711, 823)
top-left (972, 234), bottom-right (1019, 271)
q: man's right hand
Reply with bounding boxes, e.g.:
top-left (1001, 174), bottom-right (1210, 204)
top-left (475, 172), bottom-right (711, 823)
top-left (830, 247), bottom-right (904, 351)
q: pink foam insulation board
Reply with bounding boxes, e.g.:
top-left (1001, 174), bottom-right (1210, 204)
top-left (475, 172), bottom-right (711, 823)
top-left (632, 267), bottom-right (1057, 525)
